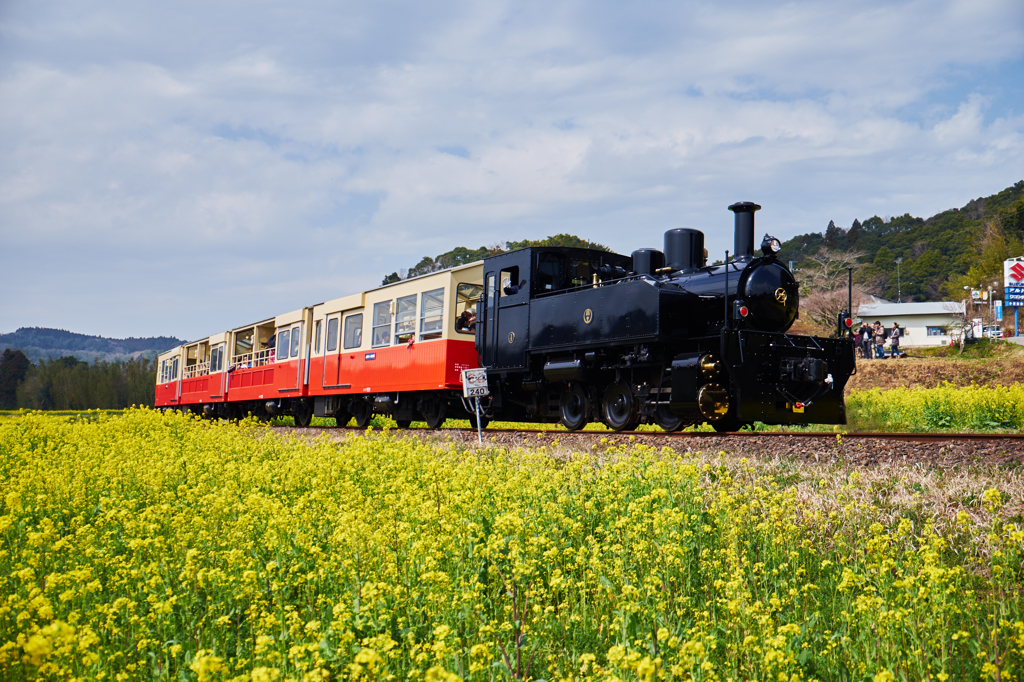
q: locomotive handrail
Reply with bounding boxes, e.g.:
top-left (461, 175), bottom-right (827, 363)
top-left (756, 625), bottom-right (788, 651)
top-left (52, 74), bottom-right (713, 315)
top-left (532, 273), bottom-right (645, 298)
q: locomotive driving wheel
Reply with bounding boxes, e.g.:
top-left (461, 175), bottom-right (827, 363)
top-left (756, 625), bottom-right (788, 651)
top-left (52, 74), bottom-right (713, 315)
top-left (602, 382), bottom-right (640, 432)
top-left (653, 404), bottom-right (684, 432)
top-left (559, 383), bottom-right (589, 431)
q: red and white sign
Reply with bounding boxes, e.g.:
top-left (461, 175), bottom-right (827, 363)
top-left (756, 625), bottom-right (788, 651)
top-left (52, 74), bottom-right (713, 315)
top-left (1007, 258), bottom-right (1024, 285)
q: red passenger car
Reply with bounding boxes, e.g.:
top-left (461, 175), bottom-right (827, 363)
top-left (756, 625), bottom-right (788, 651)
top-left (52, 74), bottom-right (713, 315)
top-left (156, 262), bottom-right (485, 427)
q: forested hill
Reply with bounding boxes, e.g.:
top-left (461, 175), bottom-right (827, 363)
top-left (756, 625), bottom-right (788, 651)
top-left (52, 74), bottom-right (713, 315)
top-left (0, 327), bottom-right (183, 364)
top-left (382, 234), bottom-right (610, 284)
top-left (777, 180), bottom-right (1024, 301)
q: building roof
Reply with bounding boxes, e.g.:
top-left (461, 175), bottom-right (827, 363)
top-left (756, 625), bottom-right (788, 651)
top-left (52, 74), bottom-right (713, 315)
top-left (857, 301), bottom-right (965, 317)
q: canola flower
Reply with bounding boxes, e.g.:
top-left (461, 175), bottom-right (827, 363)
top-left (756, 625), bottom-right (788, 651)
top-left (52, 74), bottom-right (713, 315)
top-left (0, 409), bottom-right (1022, 681)
top-left (847, 383), bottom-right (1024, 432)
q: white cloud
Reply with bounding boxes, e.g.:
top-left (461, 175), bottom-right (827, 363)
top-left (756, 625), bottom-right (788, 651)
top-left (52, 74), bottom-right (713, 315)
top-left (0, 0), bottom-right (1022, 337)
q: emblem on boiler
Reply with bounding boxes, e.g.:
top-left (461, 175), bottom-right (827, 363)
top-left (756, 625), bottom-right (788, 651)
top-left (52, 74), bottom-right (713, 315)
top-left (508, 332), bottom-right (515, 343)
top-left (774, 288), bottom-right (787, 304)
top-left (583, 308), bottom-right (593, 324)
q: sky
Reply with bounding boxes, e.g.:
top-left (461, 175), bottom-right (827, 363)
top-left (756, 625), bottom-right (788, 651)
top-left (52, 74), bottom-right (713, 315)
top-left (1, 0), bottom-right (1023, 340)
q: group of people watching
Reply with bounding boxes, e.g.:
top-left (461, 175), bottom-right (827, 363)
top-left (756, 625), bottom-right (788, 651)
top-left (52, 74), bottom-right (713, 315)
top-left (856, 320), bottom-right (903, 359)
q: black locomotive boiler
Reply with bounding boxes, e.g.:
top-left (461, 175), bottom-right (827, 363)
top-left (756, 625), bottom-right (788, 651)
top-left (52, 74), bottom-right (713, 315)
top-left (471, 201), bottom-right (856, 431)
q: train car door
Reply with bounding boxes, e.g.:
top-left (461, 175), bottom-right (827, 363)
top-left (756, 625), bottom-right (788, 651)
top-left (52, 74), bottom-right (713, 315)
top-left (481, 272), bottom-right (497, 367)
top-left (277, 323), bottom-right (303, 391)
top-left (321, 314), bottom-right (342, 388)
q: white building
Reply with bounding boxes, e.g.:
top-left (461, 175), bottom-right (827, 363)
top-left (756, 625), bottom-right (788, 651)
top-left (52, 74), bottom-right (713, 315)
top-left (856, 301), bottom-right (966, 348)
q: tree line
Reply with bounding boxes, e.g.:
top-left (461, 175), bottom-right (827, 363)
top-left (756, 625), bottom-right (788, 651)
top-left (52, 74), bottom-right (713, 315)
top-left (0, 349), bottom-right (156, 410)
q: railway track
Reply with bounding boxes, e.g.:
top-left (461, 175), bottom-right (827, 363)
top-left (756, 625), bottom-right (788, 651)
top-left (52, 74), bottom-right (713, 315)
top-left (288, 425), bottom-right (1024, 444)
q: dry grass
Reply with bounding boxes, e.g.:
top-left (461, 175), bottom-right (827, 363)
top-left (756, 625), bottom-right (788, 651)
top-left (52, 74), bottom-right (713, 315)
top-left (848, 355), bottom-right (1024, 391)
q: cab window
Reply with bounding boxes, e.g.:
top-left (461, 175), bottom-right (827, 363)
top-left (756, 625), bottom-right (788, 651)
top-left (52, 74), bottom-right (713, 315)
top-left (420, 288), bottom-right (444, 340)
top-left (535, 253), bottom-right (564, 293)
top-left (500, 266), bottom-right (521, 297)
top-left (314, 320), bottom-right (322, 353)
top-left (290, 324), bottom-right (301, 357)
top-left (372, 302), bottom-right (392, 347)
top-left (344, 314), bottom-right (363, 349)
top-left (568, 259), bottom-right (594, 288)
top-left (395, 295), bottom-right (417, 344)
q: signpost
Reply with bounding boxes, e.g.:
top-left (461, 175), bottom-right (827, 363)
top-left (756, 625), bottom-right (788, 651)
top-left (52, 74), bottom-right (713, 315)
top-left (1005, 258), bottom-right (1024, 337)
top-left (461, 368), bottom-right (489, 444)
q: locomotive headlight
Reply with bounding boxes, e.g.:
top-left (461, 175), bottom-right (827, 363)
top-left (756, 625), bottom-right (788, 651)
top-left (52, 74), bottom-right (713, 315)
top-left (761, 234), bottom-right (781, 256)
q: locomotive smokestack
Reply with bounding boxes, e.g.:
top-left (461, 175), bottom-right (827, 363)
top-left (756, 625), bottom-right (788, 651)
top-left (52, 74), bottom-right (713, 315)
top-left (728, 201), bottom-right (761, 260)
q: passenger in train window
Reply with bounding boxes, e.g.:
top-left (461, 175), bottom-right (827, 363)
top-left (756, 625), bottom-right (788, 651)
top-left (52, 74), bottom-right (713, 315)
top-left (457, 309), bottom-right (477, 331)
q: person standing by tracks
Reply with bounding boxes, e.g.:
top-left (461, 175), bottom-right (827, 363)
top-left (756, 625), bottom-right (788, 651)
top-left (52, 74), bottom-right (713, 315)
top-left (889, 322), bottom-right (901, 359)
top-left (857, 322), bottom-right (872, 359)
top-left (872, 321), bottom-right (886, 359)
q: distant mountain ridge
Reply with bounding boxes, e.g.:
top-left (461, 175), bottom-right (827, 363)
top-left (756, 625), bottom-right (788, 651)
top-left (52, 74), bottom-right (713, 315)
top-left (0, 327), bottom-right (184, 364)
top-left (777, 180), bottom-right (1024, 302)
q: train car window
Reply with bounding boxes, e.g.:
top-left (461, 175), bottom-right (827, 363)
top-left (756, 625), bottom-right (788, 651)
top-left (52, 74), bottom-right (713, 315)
top-left (210, 347), bottom-right (220, 373)
top-left (314, 321), bottom-right (322, 354)
top-left (344, 314), bottom-right (363, 349)
top-left (290, 324), bottom-right (301, 358)
top-left (455, 283), bottom-right (482, 334)
top-left (172, 357), bottom-right (179, 380)
top-left (535, 254), bottom-right (564, 293)
top-left (234, 329), bottom-right (254, 358)
top-left (278, 329), bottom-right (290, 360)
top-left (326, 317), bottom-right (340, 352)
top-left (372, 301), bottom-right (392, 347)
top-left (395, 295), bottom-right (417, 344)
top-left (419, 288), bottom-right (444, 340)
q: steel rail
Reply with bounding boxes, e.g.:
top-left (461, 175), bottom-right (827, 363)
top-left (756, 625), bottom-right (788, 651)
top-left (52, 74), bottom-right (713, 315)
top-left (303, 425), bottom-right (1024, 443)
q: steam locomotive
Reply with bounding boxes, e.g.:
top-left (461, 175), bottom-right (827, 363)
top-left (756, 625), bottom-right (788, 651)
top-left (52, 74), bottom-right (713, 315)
top-left (470, 202), bottom-right (856, 431)
top-left (156, 201), bottom-right (855, 432)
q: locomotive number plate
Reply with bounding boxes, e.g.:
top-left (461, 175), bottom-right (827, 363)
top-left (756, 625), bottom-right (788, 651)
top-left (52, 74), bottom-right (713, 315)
top-left (462, 368), bottom-right (489, 397)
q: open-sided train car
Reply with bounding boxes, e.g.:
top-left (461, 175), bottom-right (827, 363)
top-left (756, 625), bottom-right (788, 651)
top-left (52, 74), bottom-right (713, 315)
top-left (155, 262), bottom-right (487, 426)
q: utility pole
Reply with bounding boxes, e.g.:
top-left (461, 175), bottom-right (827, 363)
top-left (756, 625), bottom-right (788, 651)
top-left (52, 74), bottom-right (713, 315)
top-left (894, 258), bottom-right (903, 303)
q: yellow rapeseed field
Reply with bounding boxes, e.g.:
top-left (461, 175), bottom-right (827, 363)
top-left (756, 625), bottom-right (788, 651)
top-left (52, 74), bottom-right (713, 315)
top-left (847, 383), bottom-right (1024, 431)
top-left (1, 409), bottom-right (1022, 681)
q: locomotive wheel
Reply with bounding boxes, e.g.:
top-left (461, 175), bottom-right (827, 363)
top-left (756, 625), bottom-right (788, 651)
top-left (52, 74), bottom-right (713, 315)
top-left (602, 382), bottom-right (640, 432)
top-left (352, 401), bottom-right (373, 428)
top-left (653, 404), bottom-right (684, 432)
top-left (333, 410), bottom-right (352, 428)
top-left (394, 419), bottom-right (412, 429)
top-left (559, 384), bottom-right (589, 431)
top-left (293, 403), bottom-right (313, 428)
top-left (421, 399), bottom-right (447, 429)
